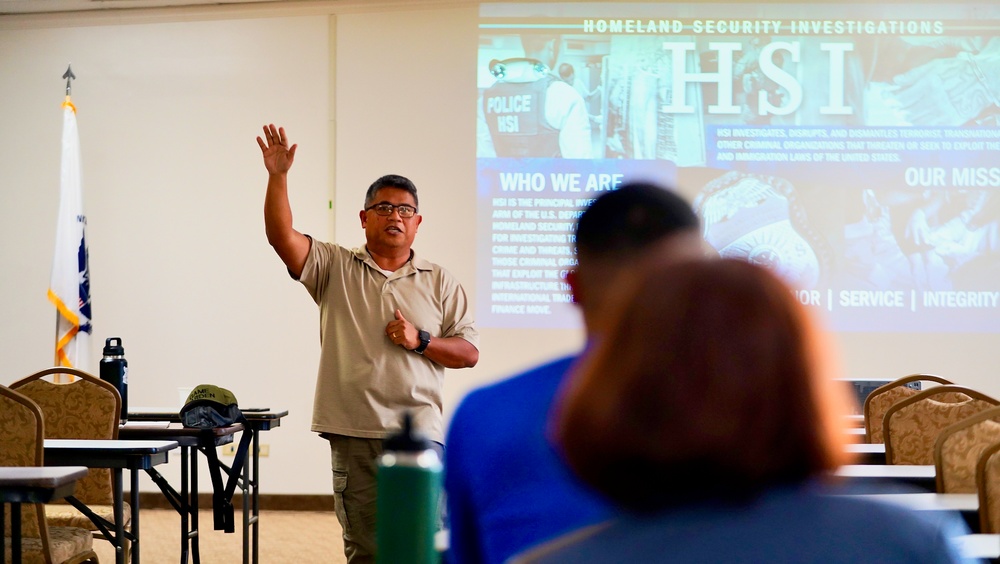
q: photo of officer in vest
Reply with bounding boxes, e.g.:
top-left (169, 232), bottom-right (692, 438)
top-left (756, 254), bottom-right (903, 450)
top-left (477, 33), bottom-right (593, 159)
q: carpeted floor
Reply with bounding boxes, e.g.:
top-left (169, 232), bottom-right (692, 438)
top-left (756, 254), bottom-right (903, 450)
top-left (91, 509), bottom-right (346, 563)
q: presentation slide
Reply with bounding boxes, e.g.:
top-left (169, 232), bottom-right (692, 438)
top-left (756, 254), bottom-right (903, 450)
top-left (476, 2), bottom-right (1000, 331)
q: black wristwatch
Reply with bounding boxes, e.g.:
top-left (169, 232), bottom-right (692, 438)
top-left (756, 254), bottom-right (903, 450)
top-left (414, 330), bottom-right (431, 354)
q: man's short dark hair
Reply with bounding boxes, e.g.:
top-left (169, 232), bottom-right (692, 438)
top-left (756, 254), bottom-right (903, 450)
top-left (575, 182), bottom-right (699, 261)
top-left (558, 63), bottom-right (575, 81)
top-left (364, 174), bottom-right (418, 209)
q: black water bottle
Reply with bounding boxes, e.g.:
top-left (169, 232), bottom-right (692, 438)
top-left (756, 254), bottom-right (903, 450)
top-left (100, 337), bottom-right (128, 424)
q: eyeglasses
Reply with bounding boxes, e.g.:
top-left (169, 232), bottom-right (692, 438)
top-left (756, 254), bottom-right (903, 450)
top-left (365, 203), bottom-right (418, 218)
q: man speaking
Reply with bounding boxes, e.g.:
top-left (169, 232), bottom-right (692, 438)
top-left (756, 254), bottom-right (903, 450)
top-left (257, 123), bottom-right (479, 563)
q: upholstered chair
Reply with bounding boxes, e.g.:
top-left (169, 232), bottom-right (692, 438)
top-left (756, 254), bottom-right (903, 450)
top-left (884, 385), bottom-right (999, 465)
top-left (935, 406), bottom-right (1000, 493)
top-left (863, 374), bottom-right (953, 444)
top-left (975, 440), bottom-right (1000, 534)
top-left (11, 367), bottom-right (130, 556)
top-left (0, 384), bottom-right (98, 564)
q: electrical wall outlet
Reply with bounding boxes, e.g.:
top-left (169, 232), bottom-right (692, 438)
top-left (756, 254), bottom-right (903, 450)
top-left (219, 443), bottom-right (270, 456)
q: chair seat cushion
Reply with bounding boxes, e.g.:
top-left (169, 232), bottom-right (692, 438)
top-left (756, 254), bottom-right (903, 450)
top-left (4, 525), bottom-right (94, 564)
top-left (45, 502), bottom-right (132, 532)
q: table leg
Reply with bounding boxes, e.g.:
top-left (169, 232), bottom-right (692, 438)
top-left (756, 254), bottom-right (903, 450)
top-left (252, 426), bottom-right (260, 564)
top-left (1, 502), bottom-right (6, 564)
top-left (243, 441), bottom-right (249, 564)
top-left (114, 468), bottom-right (125, 564)
top-left (192, 448), bottom-right (201, 564)
top-left (9, 502), bottom-right (20, 564)
top-left (180, 446), bottom-right (189, 564)
top-left (241, 426), bottom-right (257, 564)
top-left (131, 468), bottom-right (141, 564)
top-left (12, 508), bottom-right (21, 564)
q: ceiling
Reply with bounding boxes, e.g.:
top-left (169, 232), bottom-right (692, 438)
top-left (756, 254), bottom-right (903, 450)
top-left (0, 0), bottom-right (339, 15)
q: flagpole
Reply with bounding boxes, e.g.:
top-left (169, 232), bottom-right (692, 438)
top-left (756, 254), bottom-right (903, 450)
top-left (55, 65), bottom-right (73, 373)
top-left (54, 310), bottom-right (59, 366)
top-left (63, 64), bottom-right (75, 95)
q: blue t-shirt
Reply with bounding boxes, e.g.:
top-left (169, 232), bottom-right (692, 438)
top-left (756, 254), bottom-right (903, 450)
top-left (445, 355), bottom-right (613, 564)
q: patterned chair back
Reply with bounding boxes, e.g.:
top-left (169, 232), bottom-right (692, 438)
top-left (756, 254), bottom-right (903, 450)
top-left (864, 374), bottom-right (953, 444)
top-left (976, 440), bottom-right (1000, 534)
top-left (11, 368), bottom-right (121, 505)
top-left (0, 384), bottom-right (50, 555)
top-left (884, 385), bottom-right (999, 465)
top-left (935, 406), bottom-right (1000, 493)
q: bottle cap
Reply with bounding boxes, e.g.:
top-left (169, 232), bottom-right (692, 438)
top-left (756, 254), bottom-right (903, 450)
top-left (103, 337), bottom-right (125, 356)
top-left (383, 412), bottom-right (435, 453)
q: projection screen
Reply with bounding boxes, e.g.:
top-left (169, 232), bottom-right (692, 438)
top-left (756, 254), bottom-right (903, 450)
top-left (476, 2), bottom-right (1000, 332)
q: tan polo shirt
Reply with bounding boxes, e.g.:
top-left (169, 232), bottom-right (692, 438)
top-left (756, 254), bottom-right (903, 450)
top-left (298, 240), bottom-right (479, 444)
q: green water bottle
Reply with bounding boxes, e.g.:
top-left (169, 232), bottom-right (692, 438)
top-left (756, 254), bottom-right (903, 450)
top-left (376, 412), bottom-right (443, 564)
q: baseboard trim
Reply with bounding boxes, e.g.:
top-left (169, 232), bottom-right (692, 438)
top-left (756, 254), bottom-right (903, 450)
top-left (136, 492), bottom-right (335, 512)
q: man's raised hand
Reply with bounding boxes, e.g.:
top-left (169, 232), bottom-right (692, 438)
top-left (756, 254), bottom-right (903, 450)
top-left (256, 123), bottom-right (297, 174)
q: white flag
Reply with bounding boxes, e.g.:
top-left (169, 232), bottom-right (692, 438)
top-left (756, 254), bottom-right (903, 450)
top-left (48, 96), bottom-right (92, 369)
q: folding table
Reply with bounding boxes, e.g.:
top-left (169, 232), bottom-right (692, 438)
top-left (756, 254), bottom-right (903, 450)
top-left (44, 439), bottom-right (178, 564)
top-left (0, 465), bottom-right (88, 563)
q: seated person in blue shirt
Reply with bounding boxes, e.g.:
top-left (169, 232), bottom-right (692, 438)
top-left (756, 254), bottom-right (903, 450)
top-left (444, 183), bottom-right (704, 564)
top-left (514, 258), bottom-right (972, 564)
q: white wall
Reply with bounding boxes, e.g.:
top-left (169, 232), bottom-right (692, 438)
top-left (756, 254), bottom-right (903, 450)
top-left (1, 1), bottom-right (996, 495)
top-left (330, 6), bottom-right (583, 401)
top-left (0, 9), bottom-right (333, 493)
top-left (0, 2), bottom-right (581, 495)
